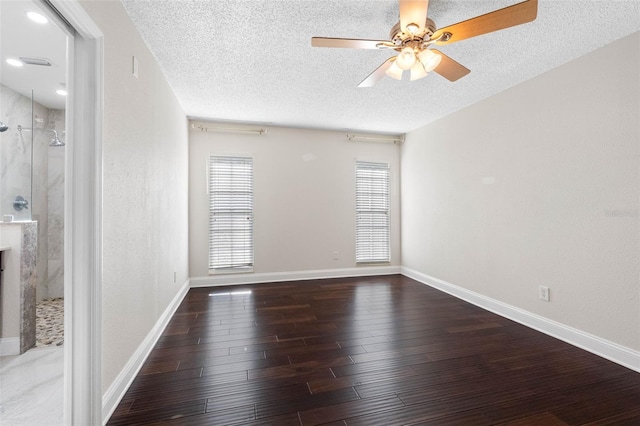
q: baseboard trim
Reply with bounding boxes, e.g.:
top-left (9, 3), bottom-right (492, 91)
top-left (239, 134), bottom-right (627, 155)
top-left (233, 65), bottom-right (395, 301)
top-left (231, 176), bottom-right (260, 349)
top-left (190, 265), bottom-right (401, 287)
top-left (0, 337), bottom-right (20, 356)
top-left (401, 267), bottom-right (640, 373)
top-left (101, 279), bottom-right (191, 425)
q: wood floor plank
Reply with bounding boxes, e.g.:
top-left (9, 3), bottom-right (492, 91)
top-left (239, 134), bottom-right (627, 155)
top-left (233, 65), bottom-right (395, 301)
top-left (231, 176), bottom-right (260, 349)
top-left (107, 275), bottom-right (640, 425)
top-left (148, 404), bottom-right (256, 425)
top-left (403, 410), bottom-right (494, 425)
top-left (308, 365), bottom-right (415, 394)
top-left (130, 380), bottom-right (308, 414)
top-left (228, 337), bottom-right (306, 355)
top-left (255, 386), bottom-right (359, 420)
top-left (248, 357), bottom-right (352, 381)
top-left (580, 407), bottom-right (640, 426)
top-left (299, 395), bottom-right (404, 426)
top-left (200, 356), bottom-right (290, 376)
top-left (495, 412), bottom-right (570, 425)
top-left (173, 349), bottom-right (267, 369)
top-left (108, 399), bottom-right (206, 425)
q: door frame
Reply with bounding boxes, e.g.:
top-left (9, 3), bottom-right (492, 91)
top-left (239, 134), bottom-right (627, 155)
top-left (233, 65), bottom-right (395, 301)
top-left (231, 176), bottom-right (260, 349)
top-left (48, 1), bottom-right (104, 424)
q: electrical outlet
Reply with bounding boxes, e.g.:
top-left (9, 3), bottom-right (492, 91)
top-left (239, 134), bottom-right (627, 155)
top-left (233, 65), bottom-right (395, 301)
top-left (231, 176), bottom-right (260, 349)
top-left (332, 251), bottom-right (339, 260)
top-left (173, 271), bottom-right (177, 283)
top-left (539, 286), bottom-right (550, 302)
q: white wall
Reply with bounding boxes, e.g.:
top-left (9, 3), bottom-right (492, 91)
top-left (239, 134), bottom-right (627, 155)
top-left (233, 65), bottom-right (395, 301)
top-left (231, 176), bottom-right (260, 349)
top-left (79, 1), bottom-right (189, 393)
top-left (401, 32), bottom-right (639, 351)
top-left (189, 124), bottom-right (400, 278)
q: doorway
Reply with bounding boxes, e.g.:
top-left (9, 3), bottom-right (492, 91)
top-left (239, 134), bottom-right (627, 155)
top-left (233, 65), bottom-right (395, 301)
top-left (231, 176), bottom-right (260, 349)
top-left (1, 0), bottom-right (103, 423)
top-left (0, 0), bottom-right (69, 422)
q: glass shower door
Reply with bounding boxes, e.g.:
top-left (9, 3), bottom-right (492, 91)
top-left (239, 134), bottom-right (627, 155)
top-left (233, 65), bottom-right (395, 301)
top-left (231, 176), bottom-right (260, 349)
top-left (0, 87), bottom-right (33, 222)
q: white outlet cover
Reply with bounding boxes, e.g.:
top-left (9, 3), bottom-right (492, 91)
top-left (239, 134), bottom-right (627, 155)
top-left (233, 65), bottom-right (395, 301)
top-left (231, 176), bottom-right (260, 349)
top-left (539, 286), bottom-right (550, 302)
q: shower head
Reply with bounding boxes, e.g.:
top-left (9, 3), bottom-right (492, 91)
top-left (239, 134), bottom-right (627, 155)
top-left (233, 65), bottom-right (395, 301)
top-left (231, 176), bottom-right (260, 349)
top-left (50, 130), bottom-right (65, 147)
top-left (17, 125), bottom-right (65, 146)
top-left (0, 122), bottom-right (8, 132)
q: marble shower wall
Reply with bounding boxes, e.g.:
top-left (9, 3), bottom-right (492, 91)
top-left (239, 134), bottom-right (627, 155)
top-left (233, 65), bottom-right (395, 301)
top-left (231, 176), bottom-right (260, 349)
top-left (46, 109), bottom-right (64, 298)
top-left (0, 84), bottom-right (33, 223)
top-left (0, 84), bottom-right (65, 301)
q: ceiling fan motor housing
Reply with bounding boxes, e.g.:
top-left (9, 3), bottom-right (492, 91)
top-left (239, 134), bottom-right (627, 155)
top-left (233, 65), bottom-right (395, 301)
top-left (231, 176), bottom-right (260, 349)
top-left (389, 18), bottom-right (436, 46)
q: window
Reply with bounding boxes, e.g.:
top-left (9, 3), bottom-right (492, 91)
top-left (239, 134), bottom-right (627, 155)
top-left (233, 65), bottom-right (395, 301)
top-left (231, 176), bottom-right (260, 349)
top-left (356, 161), bottom-right (390, 263)
top-left (208, 155), bottom-right (253, 272)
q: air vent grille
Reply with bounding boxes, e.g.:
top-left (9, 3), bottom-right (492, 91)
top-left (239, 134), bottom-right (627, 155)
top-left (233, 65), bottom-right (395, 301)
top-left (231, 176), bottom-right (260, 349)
top-left (19, 57), bottom-right (52, 66)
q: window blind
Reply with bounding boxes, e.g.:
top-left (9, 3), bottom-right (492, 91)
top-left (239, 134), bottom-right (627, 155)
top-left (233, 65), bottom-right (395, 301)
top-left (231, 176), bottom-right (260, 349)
top-left (208, 156), bottom-right (254, 271)
top-left (356, 161), bottom-right (390, 263)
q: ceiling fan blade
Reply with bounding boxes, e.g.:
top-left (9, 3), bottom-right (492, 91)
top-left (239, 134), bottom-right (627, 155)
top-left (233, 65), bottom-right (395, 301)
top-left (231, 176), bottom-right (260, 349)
top-left (312, 37), bottom-right (389, 49)
top-left (431, 50), bottom-right (470, 82)
top-left (357, 58), bottom-right (394, 88)
top-left (432, 0), bottom-right (538, 45)
top-left (399, 0), bottom-right (430, 34)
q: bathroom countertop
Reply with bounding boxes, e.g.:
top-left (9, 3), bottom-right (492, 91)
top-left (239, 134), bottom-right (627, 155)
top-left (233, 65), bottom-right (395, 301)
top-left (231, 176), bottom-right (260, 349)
top-left (0, 220), bottom-right (36, 224)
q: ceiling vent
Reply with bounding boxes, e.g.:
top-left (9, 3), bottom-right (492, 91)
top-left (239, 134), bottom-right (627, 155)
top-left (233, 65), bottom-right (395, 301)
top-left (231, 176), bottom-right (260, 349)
top-left (19, 57), bottom-right (52, 66)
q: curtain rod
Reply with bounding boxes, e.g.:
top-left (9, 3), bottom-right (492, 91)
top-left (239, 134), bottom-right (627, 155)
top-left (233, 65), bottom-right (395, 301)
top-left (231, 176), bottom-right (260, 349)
top-left (192, 123), bottom-right (268, 135)
top-left (347, 133), bottom-right (404, 144)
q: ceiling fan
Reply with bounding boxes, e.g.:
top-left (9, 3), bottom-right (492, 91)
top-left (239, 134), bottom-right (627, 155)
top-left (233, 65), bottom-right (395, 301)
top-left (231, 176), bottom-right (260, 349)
top-left (311, 0), bottom-right (538, 87)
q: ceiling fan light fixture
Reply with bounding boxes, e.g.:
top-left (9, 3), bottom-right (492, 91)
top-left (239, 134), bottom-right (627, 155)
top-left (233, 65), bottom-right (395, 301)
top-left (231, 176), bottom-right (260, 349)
top-left (418, 49), bottom-right (442, 72)
top-left (395, 46), bottom-right (416, 70)
top-left (406, 23), bottom-right (419, 34)
top-left (410, 62), bottom-right (428, 81)
top-left (385, 60), bottom-right (404, 80)
top-left (311, 0), bottom-right (538, 87)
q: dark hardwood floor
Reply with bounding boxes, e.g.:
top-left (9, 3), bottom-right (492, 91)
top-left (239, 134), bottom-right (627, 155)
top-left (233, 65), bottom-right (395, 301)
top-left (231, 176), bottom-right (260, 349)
top-left (107, 275), bottom-right (640, 425)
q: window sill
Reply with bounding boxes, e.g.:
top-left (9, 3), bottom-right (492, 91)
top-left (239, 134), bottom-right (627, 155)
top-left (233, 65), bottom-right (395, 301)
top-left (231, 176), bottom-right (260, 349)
top-left (208, 267), bottom-right (254, 276)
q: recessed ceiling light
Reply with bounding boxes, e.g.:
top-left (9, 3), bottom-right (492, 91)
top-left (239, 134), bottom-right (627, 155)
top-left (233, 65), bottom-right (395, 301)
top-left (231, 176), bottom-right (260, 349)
top-left (56, 89), bottom-right (68, 96)
top-left (27, 11), bottom-right (48, 24)
top-left (6, 58), bottom-right (24, 67)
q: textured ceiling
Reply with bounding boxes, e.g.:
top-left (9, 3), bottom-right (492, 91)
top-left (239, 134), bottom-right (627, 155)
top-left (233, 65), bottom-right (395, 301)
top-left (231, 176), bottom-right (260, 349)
top-left (122, 0), bottom-right (640, 134)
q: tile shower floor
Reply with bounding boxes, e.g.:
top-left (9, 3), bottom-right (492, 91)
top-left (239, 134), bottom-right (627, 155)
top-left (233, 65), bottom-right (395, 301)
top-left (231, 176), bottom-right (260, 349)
top-left (36, 298), bottom-right (64, 347)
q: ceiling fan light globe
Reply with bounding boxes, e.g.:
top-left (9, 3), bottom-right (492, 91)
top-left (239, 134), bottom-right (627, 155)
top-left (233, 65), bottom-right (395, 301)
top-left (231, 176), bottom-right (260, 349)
top-left (406, 23), bottom-right (419, 34)
top-left (418, 49), bottom-right (442, 72)
top-left (410, 62), bottom-right (428, 81)
top-left (395, 46), bottom-right (416, 70)
top-left (385, 60), bottom-right (404, 80)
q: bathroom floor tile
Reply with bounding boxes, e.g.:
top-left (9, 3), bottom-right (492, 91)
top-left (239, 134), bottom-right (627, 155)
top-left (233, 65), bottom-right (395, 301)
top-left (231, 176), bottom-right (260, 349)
top-left (0, 346), bottom-right (63, 425)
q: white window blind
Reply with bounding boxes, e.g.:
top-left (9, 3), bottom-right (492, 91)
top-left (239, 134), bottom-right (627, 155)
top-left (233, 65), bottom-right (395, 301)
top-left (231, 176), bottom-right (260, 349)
top-left (208, 156), bottom-right (254, 271)
top-left (356, 161), bottom-right (390, 263)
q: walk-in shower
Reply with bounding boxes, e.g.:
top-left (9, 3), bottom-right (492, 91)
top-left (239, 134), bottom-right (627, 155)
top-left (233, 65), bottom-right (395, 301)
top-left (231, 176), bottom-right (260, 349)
top-left (1, 82), bottom-right (67, 344)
